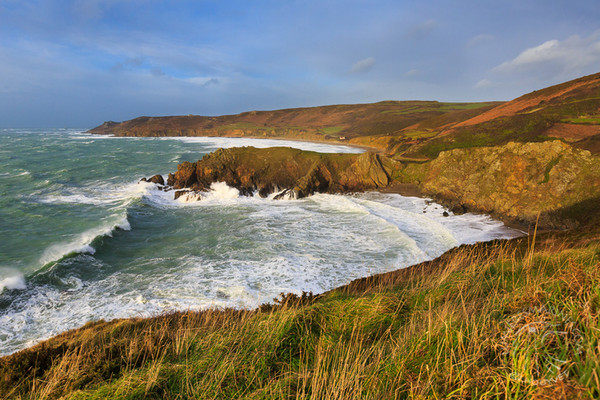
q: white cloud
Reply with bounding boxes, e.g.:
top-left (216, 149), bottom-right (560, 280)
top-left (493, 33), bottom-right (600, 74)
top-left (349, 57), bottom-right (376, 74)
top-left (405, 69), bottom-right (420, 77)
top-left (474, 79), bottom-right (494, 89)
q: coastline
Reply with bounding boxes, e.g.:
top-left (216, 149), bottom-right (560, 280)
top-left (145, 132), bottom-right (534, 232)
top-left (90, 130), bottom-right (533, 231)
top-left (5, 132), bottom-right (600, 398)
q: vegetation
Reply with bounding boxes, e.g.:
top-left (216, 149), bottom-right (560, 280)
top-left (88, 73), bottom-right (600, 160)
top-left (9, 70), bottom-right (600, 399)
top-left (2, 223), bottom-right (600, 399)
top-left (561, 116), bottom-right (600, 125)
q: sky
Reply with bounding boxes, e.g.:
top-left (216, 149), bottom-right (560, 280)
top-left (0, 0), bottom-right (599, 128)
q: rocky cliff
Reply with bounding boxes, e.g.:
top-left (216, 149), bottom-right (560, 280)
top-left (167, 147), bottom-right (397, 199)
top-left (404, 140), bottom-right (600, 228)
top-left (161, 141), bottom-right (600, 229)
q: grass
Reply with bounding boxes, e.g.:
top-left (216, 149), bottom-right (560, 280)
top-left (2, 224), bottom-right (600, 399)
top-left (437, 102), bottom-right (492, 112)
top-left (561, 116), bottom-right (600, 125)
top-left (411, 114), bottom-right (557, 159)
top-left (540, 156), bottom-right (563, 184)
top-left (401, 130), bottom-right (438, 139)
top-left (317, 126), bottom-right (344, 135)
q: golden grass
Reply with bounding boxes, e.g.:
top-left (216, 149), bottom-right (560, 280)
top-left (1, 226), bottom-right (599, 399)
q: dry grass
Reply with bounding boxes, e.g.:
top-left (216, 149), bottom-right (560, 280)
top-left (1, 226), bottom-right (599, 399)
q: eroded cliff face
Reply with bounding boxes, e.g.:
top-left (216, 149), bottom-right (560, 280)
top-left (418, 141), bottom-right (600, 227)
top-left (167, 147), bottom-right (397, 198)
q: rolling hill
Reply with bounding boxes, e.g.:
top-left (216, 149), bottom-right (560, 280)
top-left (89, 72), bottom-right (600, 158)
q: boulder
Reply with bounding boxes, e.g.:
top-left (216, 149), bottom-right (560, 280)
top-left (148, 174), bottom-right (165, 185)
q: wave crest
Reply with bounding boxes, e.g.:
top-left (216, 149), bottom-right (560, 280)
top-left (0, 270), bottom-right (26, 293)
top-left (38, 217), bottom-right (131, 267)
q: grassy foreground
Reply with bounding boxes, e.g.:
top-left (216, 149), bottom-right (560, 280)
top-left (1, 224), bottom-right (599, 399)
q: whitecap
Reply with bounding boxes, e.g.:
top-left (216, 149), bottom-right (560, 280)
top-left (80, 133), bottom-right (364, 153)
top-left (0, 270), bottom-right (26, 293)
top-left (37, 194), bottom-right (116, 206)
top-left (204, 182), bottom-right (240, 201)
top-left (38, 216), bottom-right (131, 266)
top-left (159, 136), bottom-right (365, 154)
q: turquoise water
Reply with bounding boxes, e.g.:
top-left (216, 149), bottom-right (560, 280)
top-left (0, 129), bottom-right (522, 355)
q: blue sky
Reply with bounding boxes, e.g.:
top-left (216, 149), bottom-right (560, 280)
top-left (0, 0), bottom-right (599, 127)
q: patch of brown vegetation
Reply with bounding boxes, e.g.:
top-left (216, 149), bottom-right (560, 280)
top-left (454, 73), bottom-right (600, 128)
top-left (546, 123), bottom-right (600, 142)
top-left (88, 101), bottom-right (496, 152)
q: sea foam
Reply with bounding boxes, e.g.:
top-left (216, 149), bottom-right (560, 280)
top-left (0, 270), bottom-right (26, 293)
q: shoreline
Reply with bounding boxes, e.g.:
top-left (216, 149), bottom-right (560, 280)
top-left (89, 130), bottom-right (531, 231)
top-left (87, 130), bottom-right (385, 153)
top-left (0, 131), bottom-right (528, 357)
top-left (1, 216), bottom-right (527, 358)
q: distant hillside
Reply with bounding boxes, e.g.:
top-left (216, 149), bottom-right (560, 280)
top-left (88, 101), bottom-right (499, 153)
top-left (89, 72), bottom-right (600, 158)
top-left (403, 72), bottom-right (600, 158)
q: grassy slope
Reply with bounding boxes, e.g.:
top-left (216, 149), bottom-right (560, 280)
top-left (2, 224), bottom-right (599, 399)
top-left (404, 72), bottom-right (600, 158)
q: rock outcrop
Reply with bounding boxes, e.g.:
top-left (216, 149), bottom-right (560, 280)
top-left (166, 146), bottom-right (397, 198)
top-left (414, 141), bottom-right (600, 228)
top-left (140, 174), bottom-right (165, 185)
top-left (157, 140), bottom-right (600, 229)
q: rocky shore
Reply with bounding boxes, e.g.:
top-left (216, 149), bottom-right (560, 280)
top-left (153, 141), bottom-right (600, 230)
top-left (160, 146), bottom-right (396, 200)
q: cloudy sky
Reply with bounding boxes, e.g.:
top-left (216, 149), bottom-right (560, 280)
top-left (1, 0), bottom-right (599, 127)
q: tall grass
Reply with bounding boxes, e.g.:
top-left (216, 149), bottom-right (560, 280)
top-left (1, 227), bottom-right (599, 399)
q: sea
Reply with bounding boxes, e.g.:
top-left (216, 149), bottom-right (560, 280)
top-left (0, 128), bottom-right (523, 355)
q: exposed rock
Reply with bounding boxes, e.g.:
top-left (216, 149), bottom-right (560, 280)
top-left (418, 141), bottom-right (600, 228)
top-left (148, 174), bottom-right (165, 185)
top-left (154, 140), bottom-right (600, 229)
top-left (167, 173), bottom-right (176, 186)
top-left (168, 147), bottom-right (398, 199)
top-left (174, 190), bottom-right (192, 200)
top-left (273, 188), bottom-right (297, 200)
top-left (173, 162), bottom-right (197, 189)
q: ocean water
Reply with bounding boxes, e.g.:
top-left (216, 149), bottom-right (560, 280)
top-left (0, 129), bottom-right (522, 355)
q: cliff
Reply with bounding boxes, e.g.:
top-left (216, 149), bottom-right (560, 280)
top-left (410, 141), bottom-right (600, 228)
top-left (166, 147), bottom-right (397, 199)
top-left (164, 141), bottom-right (600, 229)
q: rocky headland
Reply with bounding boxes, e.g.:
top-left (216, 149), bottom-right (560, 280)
top-left (163, 147), bottom-right (395, 200)
top-left (157, 140), bottom-right (600, 230)
top-left (99, 72), bottom-right (600, 228)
